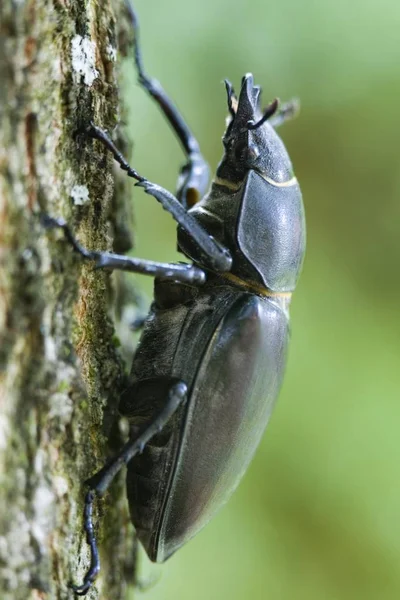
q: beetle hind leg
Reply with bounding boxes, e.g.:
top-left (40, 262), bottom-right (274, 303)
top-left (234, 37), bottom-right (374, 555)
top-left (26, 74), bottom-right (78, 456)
top-left (72, 380), bottom-right (187, 595)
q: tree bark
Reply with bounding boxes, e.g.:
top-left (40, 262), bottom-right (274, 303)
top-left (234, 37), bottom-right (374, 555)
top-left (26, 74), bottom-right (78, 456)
top-left (0, 1), bottom-right (136, 598)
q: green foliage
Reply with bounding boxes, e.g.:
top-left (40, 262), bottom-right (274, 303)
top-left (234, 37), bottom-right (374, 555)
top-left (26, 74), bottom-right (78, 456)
top-left (124, 0), bottom-right (400, 598)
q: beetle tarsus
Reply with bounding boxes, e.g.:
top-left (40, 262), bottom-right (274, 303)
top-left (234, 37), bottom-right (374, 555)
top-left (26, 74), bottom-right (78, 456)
top-left (72, 491), bottom-right (100, 596)
top-left (86, 123), bottom-right (145, 182)
top-left (40, 214), bottom-right (95, 260)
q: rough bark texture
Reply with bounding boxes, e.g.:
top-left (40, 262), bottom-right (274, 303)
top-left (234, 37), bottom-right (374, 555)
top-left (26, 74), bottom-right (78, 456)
top-left (0, 1), bottom-right (136, 598)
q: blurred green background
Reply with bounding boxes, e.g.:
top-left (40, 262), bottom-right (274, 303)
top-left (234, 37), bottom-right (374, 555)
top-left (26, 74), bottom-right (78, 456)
top-left (122, 1), bottom-right (400, 599)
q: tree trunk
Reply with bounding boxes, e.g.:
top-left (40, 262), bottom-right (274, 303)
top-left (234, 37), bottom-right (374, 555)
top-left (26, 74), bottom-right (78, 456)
top-left (0, 1), bottom-right (136, 598)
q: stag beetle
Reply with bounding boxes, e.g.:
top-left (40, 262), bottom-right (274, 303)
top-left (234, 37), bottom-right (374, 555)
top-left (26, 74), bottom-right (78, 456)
top-left (45, 0), bottom-right (306, 594)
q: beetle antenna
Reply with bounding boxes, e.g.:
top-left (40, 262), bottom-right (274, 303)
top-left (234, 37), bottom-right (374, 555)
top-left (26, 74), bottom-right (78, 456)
top-left (224, 79), bottom-right (238, 118)
top-left (269, 98), bottom-right (300, 128)
top-left (247, 98), bottom-right (279, 130)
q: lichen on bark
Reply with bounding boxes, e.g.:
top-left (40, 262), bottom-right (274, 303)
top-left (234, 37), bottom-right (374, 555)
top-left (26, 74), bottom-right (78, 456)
top-left (0, 1), bottom-right (136, 598)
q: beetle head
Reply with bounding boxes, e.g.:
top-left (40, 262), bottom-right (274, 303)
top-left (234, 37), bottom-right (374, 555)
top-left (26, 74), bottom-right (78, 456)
top-left (216, 74), bottom-right (294, 186)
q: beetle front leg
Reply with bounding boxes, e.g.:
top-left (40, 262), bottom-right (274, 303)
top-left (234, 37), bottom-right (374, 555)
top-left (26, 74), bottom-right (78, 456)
top-left (86, 125), bottom-right (232, 273)
top-left (42, 215), bottom-right (206, 285)
top-left (72, 380), bottom-right (187, 596)
top-left (124, 0), bottom-right (209, 207)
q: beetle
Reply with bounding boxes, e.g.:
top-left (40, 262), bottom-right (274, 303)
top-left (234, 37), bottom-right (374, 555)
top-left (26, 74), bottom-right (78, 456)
top-left (45, 0), bottom-right (305, 594)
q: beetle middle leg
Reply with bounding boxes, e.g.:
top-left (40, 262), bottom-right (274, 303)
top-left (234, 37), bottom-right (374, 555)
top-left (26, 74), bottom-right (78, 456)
top-left (72, 379), bottom-right (187, 595)
top-left (124, 0), bottom-right (209, 208)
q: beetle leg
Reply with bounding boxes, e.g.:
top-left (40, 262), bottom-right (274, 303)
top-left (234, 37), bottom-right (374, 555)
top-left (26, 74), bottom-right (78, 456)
top-left (72, 380), bottom-right (187, 596)
top-left (124, 0), bottom-right (209, 208)
top-left (41, 215), bottom-right (206, 285)
top-left (86, 125), bottom-right (232, 273)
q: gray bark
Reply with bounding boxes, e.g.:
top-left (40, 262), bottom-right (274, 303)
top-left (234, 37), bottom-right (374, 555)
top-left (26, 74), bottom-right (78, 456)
top-left (0, 1), bottom-right (136, 598)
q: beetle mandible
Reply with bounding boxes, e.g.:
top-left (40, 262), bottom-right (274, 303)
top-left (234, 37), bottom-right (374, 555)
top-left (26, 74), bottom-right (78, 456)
top-left (46, 0), bottom-right (306, 594)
